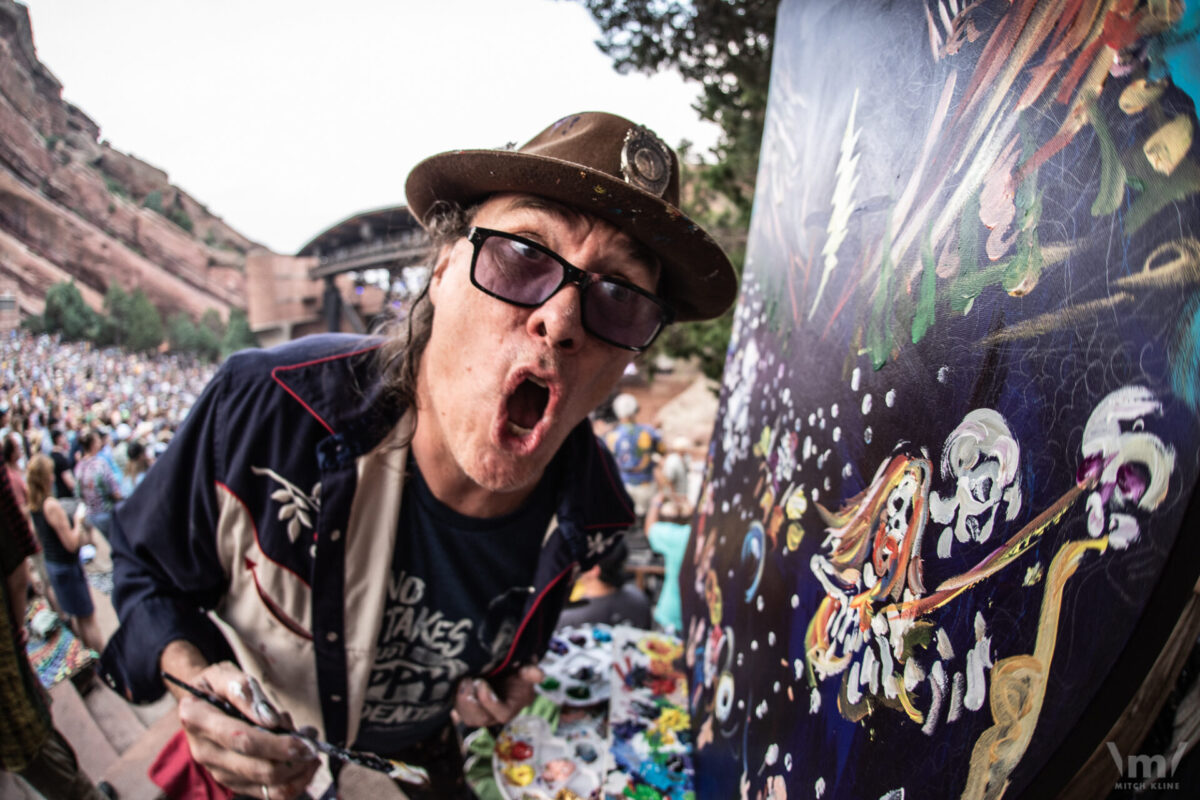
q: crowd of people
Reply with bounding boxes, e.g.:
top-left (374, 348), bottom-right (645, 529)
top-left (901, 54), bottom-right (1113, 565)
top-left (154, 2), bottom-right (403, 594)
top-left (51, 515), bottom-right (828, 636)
top-left (0, 330), bottom-right (215, 653)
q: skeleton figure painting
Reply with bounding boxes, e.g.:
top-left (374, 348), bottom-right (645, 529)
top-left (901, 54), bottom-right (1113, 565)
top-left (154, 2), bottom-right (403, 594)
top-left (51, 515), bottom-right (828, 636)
top-left (679, 1), bottom-right (1200, 798)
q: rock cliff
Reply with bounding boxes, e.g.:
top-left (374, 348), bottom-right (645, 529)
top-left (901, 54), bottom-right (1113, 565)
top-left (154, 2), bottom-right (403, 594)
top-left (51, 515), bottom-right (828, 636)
top-left (0, 0), bottom-right (255, 322)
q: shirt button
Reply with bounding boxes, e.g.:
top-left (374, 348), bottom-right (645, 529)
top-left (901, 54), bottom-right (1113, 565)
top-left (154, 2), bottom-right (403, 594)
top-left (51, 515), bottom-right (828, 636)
top-left (329, 530), bottom-right (341, 542)
top-left (326, 632), bottom-right (338, 642)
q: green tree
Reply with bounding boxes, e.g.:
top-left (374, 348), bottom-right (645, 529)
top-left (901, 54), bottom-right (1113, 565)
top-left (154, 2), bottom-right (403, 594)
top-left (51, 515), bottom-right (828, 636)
top-left (196, 309), bottom-right (225, 361)
top-left (125, 289), bottom-right (164, 352)
top-left (100, 283), bottom-right (132, 346)
top-left (220, 308), bottom-right (258, 358)
top-left (41, 281), bottom-right (99, 341)
top-left (167, 312), bottom-right (200, 353)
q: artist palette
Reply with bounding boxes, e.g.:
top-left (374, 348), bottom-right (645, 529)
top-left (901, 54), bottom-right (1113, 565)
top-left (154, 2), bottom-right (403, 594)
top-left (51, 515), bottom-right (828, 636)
top-left (535, 624), bottom-right (615, 707)
top-left (493, 714), bottom-right (605, 800)
top-left (603, 628), bottom-right (694, 800)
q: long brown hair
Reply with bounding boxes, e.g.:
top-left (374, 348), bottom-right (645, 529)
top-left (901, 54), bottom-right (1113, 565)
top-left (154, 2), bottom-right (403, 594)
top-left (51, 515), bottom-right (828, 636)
top-left (375, 200), bottom-right (479, 426)
top-left (25, 453), bottom-right (54, 513)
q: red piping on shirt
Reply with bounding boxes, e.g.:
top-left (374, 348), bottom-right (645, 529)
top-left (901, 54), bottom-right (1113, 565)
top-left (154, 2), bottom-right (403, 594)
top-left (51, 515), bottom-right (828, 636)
top-left (215, 481), bottom-right (313, 640)
top-left (487, 563), bottom-right (575, 677)
top-left (270, 342), bottom-right (384, 436)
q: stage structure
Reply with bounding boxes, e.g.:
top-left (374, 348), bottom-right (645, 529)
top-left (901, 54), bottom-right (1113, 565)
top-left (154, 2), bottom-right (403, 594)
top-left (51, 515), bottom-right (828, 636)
top-left (297, 205), bottom-right (429, 333)
top-left (681, 1), bottom-right (1200, 798)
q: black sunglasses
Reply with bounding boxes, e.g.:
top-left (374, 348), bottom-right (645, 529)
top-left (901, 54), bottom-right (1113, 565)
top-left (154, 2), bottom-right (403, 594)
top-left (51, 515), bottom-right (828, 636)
top-left (467, 227), bottom-right (673, 351)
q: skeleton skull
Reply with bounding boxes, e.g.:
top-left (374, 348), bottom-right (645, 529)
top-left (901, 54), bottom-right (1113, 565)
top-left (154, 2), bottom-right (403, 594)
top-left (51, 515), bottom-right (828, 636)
top-left (930, 409), bottom-right (1022, 557)
top-left (1079, 386), bottom-right (1175, 548)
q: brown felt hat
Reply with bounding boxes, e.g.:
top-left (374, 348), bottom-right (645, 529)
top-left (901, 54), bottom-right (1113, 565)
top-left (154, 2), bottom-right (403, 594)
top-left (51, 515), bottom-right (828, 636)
top-left (405, 111), bottom-right (738, 322)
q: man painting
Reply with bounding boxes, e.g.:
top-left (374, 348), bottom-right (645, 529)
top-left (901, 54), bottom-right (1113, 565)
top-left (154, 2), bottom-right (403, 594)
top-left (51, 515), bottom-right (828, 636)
top-left (100, 111), bottom-right (736, 798)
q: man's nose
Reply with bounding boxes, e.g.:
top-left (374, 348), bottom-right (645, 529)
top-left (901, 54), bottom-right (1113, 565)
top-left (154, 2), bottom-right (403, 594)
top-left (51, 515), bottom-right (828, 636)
top-left (527, 284), bottom-right (585, 352)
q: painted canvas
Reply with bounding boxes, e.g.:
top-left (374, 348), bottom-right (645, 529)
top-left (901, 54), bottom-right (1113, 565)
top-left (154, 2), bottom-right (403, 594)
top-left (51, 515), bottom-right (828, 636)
top-left (679, 1), bottom-right (1200, 798)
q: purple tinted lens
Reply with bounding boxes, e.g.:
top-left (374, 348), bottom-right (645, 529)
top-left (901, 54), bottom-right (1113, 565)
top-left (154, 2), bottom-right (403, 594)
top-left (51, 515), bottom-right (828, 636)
top-left (585, 279), bottom-right (663, 347)
top-left (478, 236), bottom-right (562, 304)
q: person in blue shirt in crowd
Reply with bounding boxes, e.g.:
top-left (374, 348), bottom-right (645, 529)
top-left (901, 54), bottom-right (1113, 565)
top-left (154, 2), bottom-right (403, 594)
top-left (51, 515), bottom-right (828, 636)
top-left (603, 393), bottom-right (665, 518)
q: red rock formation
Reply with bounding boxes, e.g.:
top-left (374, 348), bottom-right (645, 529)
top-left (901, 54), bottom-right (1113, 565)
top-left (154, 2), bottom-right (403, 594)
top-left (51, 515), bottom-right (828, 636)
top-left (0, 0), bottom-right (259, 325)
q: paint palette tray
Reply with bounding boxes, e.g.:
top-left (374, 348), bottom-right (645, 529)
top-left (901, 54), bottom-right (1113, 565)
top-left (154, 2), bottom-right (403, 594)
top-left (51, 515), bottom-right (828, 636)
top-left (603, 627), bottom-right (694, 800)
top-left (535, 623), bottom-right (615, 707)
top-left (492, 714), bottom-right (606, 800)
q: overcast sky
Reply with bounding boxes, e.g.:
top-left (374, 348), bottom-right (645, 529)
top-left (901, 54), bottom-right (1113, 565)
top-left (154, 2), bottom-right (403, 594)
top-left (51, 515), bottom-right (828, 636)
top-left (20, 0), bottom-right (719, 254)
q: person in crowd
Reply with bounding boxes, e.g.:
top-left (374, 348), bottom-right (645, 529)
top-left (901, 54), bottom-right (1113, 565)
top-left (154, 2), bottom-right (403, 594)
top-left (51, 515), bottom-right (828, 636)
top-left (1, 449), bottom-right (113, 799)
top-left (100, 111), bottom-right (737, 798)
top-left (644, 490), bottom-right (694, 635)
top-left (603, 392), bottom-right (665, 518)
top-left (73, 429), bottom-right (122, 538)
top-left (25, 455), bottom-right (103, 652)
top-left (50, 429), bottom-right (76, 499)
top-left (659, 435), bottom-right (694, 503)
top-left (557, 538), bottom-right (652, 630)
top-left (122, 441), bottom-right (150, 493)
top-left (4, 432), bottom-right (28, 514)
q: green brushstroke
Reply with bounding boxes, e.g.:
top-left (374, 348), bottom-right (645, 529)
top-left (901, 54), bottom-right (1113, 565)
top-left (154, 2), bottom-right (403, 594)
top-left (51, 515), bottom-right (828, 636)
top-left (1172, 295), bottom-right (1200, 413)
top-left (912, 222), bottom-right (937, 343)
top-left (1124, 152), bottom-right (1200, 236)
top-left (1004, 122), bottom-right (1046, 294)
top-left (867, 213), bottom-right (895, 370)
top-left (950, 189), bottom-right (983, 315)
top-left (1087, 94), bottom-right (1127, 216)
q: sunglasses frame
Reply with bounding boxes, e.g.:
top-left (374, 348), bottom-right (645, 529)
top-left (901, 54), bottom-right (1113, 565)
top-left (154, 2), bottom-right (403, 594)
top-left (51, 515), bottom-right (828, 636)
top-left (466, 226), bottom-right (674, 352)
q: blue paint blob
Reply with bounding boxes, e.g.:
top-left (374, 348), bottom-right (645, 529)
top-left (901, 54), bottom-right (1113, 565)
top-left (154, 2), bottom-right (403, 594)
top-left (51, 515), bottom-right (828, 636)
top-left (1154, 3), bottom-right (1200, 106)
top-left (741, 521), bottom-right (766, 602)
top-left (1171, 296), bottom-right (1200, 411)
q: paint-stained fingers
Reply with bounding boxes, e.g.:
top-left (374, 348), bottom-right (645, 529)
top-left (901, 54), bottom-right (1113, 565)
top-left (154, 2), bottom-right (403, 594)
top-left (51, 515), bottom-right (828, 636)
top-left (178, 694), bottom-right (320, 793)
top-left (453, 678), bottom-right (496, 728)
top-left (176, 662), bottom-right (319, 795)
top-left (478, 669), bottom-right (541, 725)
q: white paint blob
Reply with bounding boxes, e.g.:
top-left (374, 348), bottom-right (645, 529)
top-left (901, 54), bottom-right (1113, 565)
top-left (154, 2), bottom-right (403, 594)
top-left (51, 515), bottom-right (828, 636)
top-left (791, 594), bottom-right (800, 609)
top-left (851, 367), bottom-right (861, 391)
top-left (765, 743), bottom-right (780, 766)
top-left (862, 393), bottom-right (873, 415)
top-left (885, 388), bottom-right (896, 407)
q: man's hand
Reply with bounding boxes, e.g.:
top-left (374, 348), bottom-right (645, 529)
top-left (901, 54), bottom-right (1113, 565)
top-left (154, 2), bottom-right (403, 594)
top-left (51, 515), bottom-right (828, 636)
top-left (452, 664), bottom-right (544, 728)
top-left (168, 655), bottom-right (319, 799)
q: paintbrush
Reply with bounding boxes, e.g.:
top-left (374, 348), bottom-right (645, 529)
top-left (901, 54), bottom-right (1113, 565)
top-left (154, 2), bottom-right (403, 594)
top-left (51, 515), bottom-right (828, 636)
top-left (162, 671), bottom-right (430, 786)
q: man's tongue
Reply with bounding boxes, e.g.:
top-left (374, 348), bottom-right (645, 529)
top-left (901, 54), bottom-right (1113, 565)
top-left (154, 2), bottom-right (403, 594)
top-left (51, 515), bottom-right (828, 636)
top-left (506, 379), bottom-right (549, 432)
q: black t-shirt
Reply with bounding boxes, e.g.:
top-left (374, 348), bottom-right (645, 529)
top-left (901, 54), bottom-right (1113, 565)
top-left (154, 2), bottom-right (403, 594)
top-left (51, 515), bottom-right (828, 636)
top-left (51, 450), bottom-right (73, 498)
top-left (354, 459), bottom-right (557, 754)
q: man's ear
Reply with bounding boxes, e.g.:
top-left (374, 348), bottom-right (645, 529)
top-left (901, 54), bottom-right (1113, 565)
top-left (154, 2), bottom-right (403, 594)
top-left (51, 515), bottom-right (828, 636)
top-left (427, 244), bottom-right (454, 307)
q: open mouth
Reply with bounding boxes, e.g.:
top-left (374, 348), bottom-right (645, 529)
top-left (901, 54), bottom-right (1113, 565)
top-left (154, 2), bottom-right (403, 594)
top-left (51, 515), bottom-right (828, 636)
top-left (505, 375), bottom-right (550, 436)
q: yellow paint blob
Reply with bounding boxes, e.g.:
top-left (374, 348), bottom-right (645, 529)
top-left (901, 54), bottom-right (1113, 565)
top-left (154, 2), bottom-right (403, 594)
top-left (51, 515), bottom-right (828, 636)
top-left (1118, 79), bottom-right (1165, 114)
top-left (502, 764), bottom-right (535, 786)
top-left (1144, 115), bottom-right (1193, 176)
top-left (786, 522), bottom-right (806, 551)
top-left (785, 489), bottom-right (808, 520)
top-left (705, 571), bottom-right (723, 626)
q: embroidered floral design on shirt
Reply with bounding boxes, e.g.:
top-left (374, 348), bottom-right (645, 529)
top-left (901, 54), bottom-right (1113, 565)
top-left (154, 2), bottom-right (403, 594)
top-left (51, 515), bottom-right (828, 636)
top-left (252, 466), bottom-right (321, 542)
top-left (584, 531), bottom-right (616, 559)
